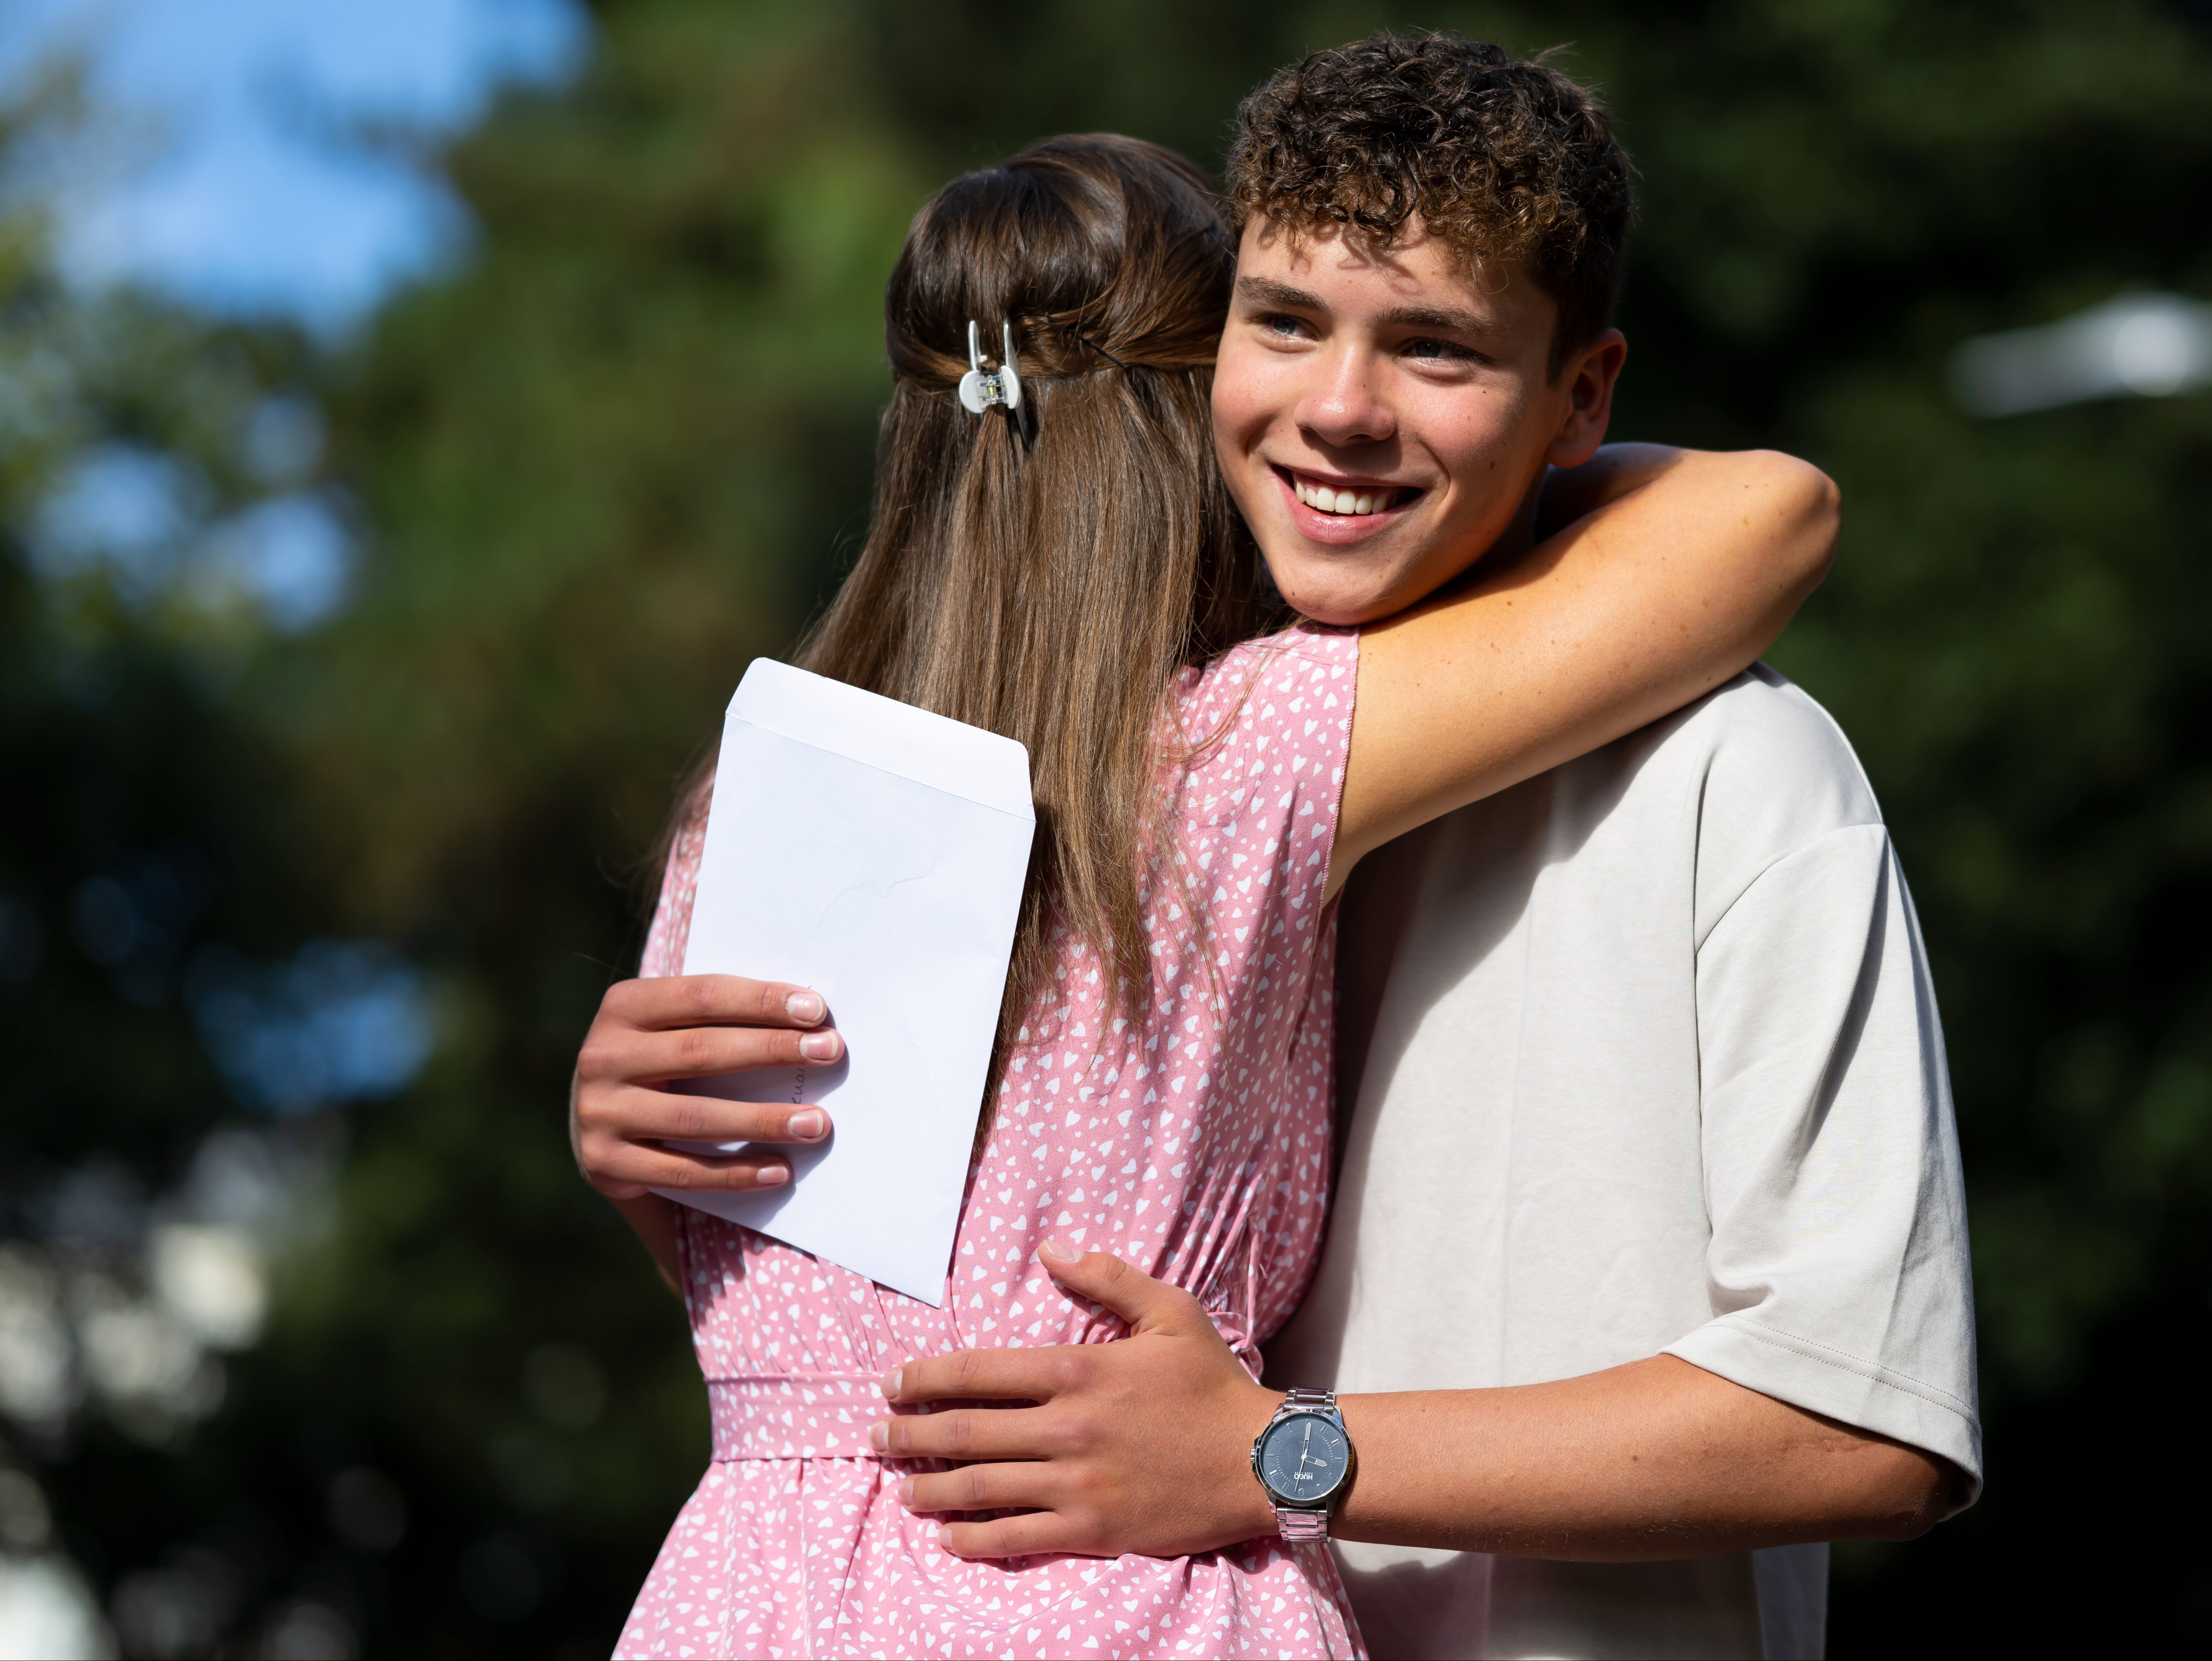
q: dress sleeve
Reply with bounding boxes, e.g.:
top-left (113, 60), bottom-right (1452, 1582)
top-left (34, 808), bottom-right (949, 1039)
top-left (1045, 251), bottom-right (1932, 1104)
top-left (1173, 627), bottom-right (1358, 922)
top-left (1665, 824), bottom-right (1983, 1504)
top-left (637, 794), bottom-right (710, 980)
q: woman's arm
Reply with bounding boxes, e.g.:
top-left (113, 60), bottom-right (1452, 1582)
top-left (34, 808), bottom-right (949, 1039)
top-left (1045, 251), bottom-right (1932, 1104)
top-left (1530, 440), bottom-right (1691, 540)
top-left (1328, 445), bottom-right (1838, 900)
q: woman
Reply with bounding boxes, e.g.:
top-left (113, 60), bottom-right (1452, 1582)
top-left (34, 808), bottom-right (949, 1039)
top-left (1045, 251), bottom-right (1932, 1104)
top-left (574, 134), bottom-right (1832, 1658)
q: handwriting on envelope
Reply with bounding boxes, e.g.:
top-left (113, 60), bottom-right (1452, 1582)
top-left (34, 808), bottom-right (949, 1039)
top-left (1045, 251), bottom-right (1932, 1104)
top-left (657, 659), bottom-right (1034, 1305)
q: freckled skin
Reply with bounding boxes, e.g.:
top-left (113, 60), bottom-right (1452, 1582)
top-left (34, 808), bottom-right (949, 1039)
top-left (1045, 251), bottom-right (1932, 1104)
top-left (1213, 219), bottom-right (1627, 628)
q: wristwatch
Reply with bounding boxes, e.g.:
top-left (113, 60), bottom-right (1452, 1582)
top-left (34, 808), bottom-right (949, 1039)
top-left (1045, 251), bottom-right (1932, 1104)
top-left (1250, 1387), bottom-right (1356, 1542)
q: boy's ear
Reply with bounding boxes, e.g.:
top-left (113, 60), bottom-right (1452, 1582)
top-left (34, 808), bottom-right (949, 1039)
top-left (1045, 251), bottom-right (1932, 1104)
top-left (1545, 329), bottom-right (1628, 470)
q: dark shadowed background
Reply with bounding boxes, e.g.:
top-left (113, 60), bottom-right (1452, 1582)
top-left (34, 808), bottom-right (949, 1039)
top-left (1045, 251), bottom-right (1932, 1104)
top-left (2, 0), bottom-right (2207, 1654)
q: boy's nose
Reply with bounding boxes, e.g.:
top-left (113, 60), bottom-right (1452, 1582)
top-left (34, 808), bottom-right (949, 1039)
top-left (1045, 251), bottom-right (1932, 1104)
top-left (1294, 347), bottom-right (1397, 448)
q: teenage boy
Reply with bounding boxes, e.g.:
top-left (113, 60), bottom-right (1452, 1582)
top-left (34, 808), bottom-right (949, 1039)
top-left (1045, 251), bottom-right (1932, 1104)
top-left (859, 36), bottom-right (1981, 1660)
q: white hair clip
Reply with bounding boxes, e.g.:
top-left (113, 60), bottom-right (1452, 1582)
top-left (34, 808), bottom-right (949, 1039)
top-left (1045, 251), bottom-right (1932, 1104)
top-left (957, 319), bottom-right (1023, 414)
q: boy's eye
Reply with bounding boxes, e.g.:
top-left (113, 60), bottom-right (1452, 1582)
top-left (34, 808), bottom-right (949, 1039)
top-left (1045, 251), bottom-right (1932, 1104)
top-left (1258, 312), bottom-right (1311, 338)
top-left (1404, 337), bottom-right (1473, 362)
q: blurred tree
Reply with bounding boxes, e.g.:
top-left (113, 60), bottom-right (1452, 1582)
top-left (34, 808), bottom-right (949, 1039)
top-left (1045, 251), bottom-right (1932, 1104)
top-left (11, 0), bottom-right (2210, 1653)
top-left (0, 80), bottom-right (358, 1658)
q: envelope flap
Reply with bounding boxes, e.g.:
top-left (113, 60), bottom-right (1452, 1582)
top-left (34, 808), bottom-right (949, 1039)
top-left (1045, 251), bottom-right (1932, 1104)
top-left (729, 659), bottom-right (1034, 821)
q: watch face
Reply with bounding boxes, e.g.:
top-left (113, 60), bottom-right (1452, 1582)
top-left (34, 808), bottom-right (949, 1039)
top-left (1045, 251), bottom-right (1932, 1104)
top-left (1258, 1412), bottom-right (1350, 1506)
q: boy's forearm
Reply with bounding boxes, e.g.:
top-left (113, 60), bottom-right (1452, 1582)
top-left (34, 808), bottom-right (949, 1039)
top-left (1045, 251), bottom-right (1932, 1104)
top-left (876, 1252), bottom-right (1954, 1562)
top-left (1327, 1356), bottom-right (1954, 1559)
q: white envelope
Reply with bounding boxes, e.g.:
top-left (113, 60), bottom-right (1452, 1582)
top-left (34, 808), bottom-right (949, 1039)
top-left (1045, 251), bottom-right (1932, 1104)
top-left (658, 658), bottom-right (1034, 1305)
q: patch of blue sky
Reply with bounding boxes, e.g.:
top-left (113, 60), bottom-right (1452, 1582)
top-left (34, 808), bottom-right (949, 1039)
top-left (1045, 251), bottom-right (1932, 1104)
top-left (33, 438), bottom-right (356, 631)
top-left (189, 940), bottom-right (438, 1114)
top-left (0, 0), bottom-right (590, 334)
top-left (32, 441), bottom-right (202, 601)
top-left (200, 491), bottom-right (357, 632)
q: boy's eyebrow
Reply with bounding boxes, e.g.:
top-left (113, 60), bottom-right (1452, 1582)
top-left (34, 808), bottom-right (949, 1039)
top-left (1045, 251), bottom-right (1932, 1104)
top-left (1378, 302), bottom-right (1489, 335)
top-left (1235, 276), bottom-right (1327, 312)
top-left (1236, 276), bottom-right (1493, 338)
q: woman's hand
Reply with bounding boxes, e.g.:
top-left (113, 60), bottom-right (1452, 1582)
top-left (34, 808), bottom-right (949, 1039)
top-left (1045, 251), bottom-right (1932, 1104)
top-left (570, 973), bottom-right (844, 1199)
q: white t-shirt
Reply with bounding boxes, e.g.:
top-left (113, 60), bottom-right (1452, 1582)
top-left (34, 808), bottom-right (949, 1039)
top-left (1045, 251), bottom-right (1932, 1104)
top-left (1266, 666), bottom-right (1981, 1661)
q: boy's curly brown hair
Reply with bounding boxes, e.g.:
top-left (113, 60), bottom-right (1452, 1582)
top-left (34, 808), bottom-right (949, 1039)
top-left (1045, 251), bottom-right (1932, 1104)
top-left (1226, 32), bottom-right (1633, 376)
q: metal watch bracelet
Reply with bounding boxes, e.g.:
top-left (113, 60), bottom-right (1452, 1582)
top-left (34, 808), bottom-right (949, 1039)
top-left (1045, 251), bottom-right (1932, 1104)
top-left (1252, 1387), bottom-right (1352, 1543)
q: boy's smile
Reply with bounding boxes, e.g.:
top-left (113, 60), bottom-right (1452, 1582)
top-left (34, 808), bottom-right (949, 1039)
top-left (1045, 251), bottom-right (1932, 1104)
top-left (1213, 218), bottom-right (1625, 626)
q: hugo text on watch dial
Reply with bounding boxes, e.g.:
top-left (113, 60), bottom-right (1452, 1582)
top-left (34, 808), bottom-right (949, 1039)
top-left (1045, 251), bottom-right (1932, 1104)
top-left (1259, 1412), bottom-right (1350, 1503)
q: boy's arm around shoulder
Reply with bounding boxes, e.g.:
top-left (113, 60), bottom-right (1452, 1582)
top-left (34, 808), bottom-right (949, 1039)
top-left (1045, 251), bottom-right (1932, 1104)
top-left (1330, 445), bottom-right (1839, 900)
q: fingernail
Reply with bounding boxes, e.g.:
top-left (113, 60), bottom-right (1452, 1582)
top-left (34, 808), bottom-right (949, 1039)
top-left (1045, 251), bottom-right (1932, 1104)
top-left (868, 1421), bottom-right (889, 1453)
top-left (1040, 1239), bottom-right (1080, 1264)
top-left (798, 1029), bottom-right (842, 1062)
top-left (786, 990), bottom-right (825, 1023)
top-left (878, 1367), bottom-right (901, 1398)
top-left (789, 1109), bottom-right (826, 1140)
top-left (898, 1477), bottom-right (915, 1507)
top-left (755, 1164), bottom-right (789, 1187)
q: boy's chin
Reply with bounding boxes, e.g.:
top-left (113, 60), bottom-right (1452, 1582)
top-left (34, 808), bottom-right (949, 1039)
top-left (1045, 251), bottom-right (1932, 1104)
top-left (1275, 568), bottom-right (1419, 629)
top-left (1274, 562), bottom-right (1442, 632)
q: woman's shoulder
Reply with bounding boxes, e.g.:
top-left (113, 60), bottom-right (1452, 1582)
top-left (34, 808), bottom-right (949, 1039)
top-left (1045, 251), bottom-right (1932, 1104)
top-left (1169, 623), bottom-right (1357, 816)
top-left (1172, 623), bottom-right (1357, 728)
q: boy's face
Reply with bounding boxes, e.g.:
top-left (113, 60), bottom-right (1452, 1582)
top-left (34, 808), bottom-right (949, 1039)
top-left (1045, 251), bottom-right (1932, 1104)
top-left (1213, 218), bottom-right (1625, 626)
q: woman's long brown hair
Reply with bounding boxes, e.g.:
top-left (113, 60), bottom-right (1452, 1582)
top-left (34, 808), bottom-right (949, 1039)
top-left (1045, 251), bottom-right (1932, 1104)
top-left (664, 134), bottom-right (1283, 1094)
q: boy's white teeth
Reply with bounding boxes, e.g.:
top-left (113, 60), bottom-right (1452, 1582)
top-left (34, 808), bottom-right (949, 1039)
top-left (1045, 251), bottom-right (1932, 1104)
top-left (1295, 477), bottom-right (1391, 516)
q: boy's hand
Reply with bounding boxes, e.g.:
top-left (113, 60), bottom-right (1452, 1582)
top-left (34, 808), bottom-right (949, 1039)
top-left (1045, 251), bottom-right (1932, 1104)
top-left (570, 973), bottom-right (844, 1198)
top-left (871, 1243), bottom-right (1282, 1559)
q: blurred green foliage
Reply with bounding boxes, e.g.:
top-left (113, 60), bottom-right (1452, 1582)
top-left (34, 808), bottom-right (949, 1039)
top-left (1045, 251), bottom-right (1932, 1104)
top-left (5, 0), bottom-right (2210, 1652)
top-left (0, 118), bottom-right (312, 1207)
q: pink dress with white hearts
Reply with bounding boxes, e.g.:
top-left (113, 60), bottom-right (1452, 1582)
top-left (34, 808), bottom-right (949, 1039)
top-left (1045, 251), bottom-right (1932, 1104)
top-left (616, 626), bottom-right (1362, 1661)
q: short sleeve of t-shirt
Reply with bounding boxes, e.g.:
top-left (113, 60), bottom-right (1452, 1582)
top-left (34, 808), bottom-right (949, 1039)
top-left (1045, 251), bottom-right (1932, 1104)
top-left (1669, 820), bottom-right (1982, 1500)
